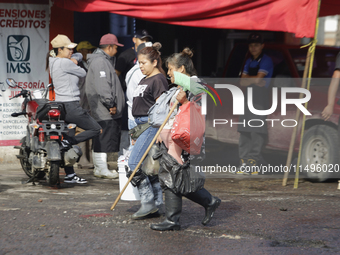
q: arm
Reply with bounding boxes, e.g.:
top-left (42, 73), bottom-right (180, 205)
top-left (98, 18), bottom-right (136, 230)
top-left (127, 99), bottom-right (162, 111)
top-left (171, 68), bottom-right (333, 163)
top-left (115, 70), bottom-right (121, 76)
top-left (92, 60), bottom-right (116, 111)
top-left (63, 58), bottom-right (86, 78)
top-left (240, 72), bottom-right (266, 87)
top-left (322, 70), bottom-right (340, 120)
top-left (71, 53), bottom-right (83, 64)
top-left (240, 56), bottom-right (273, 87)
top-left (176, 87), bottom-right (189, 104)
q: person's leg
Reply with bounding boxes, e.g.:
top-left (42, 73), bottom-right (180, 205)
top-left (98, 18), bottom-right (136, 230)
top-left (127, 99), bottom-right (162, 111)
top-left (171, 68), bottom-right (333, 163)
top-left (60, 103), bottom-right (92, 183)
top-left (128, 118), bottom-right (158, 171)
top-left (237, 131), bottom-right (251, 174)
top-left (63, 166), bottom-right (87, 184)
top-left (106, 118), bottom-right (121, 171)
top-left (131, 176), bottom-right (158, 219)
top-left (119, 130), bottom-right (130, 156)
top-left (128, 117), bottom-right (159, 219)
top-left (63, 102), bottom-right (101, 144)
top-left (238, 131), bottom-right (251, 161)
top-left (184, 188), bottom-right (221, 225)
top-left (160, 129), bottom-right (183, 164)
top-left (149, 175), bottom-right (163, 213)
top-left (92, 120), bottom-right (119, 179)
top-left (246, 132), bottom-right (266, 175)
top-left (247, 132), bottom-right (265, 162)
top-left (64, 166), bottom-right (74, 176)
top-left (150, 189), bottom-right (182, 231)
top-left (119, 105), bottom-right (130, 156)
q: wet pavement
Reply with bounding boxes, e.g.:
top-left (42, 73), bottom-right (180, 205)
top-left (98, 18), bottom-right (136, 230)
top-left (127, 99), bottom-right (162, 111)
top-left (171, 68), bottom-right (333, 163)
top-left (1, 158), bottom-right (340, 255)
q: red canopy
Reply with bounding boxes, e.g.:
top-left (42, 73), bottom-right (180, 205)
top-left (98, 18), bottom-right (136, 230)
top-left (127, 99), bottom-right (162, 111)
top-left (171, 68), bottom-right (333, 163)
top-left (54, 0), bottom-right (340, 38)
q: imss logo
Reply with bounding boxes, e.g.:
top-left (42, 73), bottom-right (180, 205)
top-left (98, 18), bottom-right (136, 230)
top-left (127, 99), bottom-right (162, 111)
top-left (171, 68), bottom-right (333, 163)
top-left (7, 35), bottom-right (31, 73)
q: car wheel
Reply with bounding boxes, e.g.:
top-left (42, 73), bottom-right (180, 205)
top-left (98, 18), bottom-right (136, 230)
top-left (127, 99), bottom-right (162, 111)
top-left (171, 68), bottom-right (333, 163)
top-left (301, 125), bottom-right (340, 182)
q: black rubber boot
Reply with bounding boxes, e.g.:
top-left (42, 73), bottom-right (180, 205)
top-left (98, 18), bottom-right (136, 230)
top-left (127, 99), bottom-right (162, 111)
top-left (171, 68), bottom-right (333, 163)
top-left (150, 189), bottom-right (182, 231)
top-left (185, 188), bottom-right (221, 225)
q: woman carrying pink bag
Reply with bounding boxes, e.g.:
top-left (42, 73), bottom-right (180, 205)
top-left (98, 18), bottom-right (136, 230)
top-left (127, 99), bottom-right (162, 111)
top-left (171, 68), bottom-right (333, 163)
top-left (151, 48), bottom-right (221, 231)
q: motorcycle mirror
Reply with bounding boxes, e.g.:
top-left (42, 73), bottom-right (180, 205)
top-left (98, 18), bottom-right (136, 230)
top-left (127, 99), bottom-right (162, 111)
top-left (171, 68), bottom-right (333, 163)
top-left (6, 78), bottom-right (17, 88)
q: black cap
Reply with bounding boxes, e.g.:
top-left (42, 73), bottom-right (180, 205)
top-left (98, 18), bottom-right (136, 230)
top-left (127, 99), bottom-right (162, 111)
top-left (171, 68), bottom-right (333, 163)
top-left (248, 33), bottom-right (263, 44)
top-left (137, 42), bottom-right (153, 54)
top-left (134, 29), bottom-right (153, 41)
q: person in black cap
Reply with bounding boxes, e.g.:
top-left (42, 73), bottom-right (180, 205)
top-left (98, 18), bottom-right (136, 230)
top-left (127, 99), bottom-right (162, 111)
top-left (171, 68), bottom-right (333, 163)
top-left (115, 29), bottom-right (153, 91)
top-left (236, 33), bottom-right (273, 175)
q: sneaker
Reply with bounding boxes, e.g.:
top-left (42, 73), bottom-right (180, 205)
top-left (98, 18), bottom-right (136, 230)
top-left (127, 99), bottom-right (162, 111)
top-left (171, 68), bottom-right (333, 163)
top-left (247, 159), bottom-right (259, 175)
top-left (236, 170), bottom-right (250, 175)
top-left (247, 159), bottom-right (257, 166)
top-left (235, 159), bottom-right (248, 175)
top-left (64, 174), bottom-right (88, 184)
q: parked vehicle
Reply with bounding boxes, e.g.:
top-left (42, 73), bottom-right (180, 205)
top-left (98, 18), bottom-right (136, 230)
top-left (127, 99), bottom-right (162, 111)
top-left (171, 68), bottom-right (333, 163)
top-left (6, 78), bottom-right (82, 186)
top-left (206, 43), bottom-right (340, 181)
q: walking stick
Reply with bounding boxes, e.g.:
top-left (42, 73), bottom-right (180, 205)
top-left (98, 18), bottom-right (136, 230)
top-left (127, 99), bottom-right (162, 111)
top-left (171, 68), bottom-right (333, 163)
top-left (110, 100), bottom-right (179, 210)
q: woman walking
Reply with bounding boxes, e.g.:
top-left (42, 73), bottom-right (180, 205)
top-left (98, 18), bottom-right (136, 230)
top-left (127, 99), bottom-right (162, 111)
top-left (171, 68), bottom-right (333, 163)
top-left (150, 48), bottom-right (221, 231)
top-left (127, 43), bottom-right (168, 219)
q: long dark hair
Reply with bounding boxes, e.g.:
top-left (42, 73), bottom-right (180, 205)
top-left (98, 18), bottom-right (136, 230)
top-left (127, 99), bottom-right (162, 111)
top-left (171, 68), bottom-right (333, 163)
top-left (45, 47), bottom-right (62, 71)
top-left (138, 42), bottom-right (166, 77)
top-left (166, 47), bottom-right (197, 76)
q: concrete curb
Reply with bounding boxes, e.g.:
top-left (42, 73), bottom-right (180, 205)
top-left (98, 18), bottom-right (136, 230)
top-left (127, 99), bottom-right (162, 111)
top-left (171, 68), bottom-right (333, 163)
top-left (0, 146), bottom-right (21, 166)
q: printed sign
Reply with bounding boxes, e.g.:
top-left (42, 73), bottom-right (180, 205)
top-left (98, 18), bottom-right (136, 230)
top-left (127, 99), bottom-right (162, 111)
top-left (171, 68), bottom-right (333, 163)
top-left (0, 2), bottom-right (49, 146)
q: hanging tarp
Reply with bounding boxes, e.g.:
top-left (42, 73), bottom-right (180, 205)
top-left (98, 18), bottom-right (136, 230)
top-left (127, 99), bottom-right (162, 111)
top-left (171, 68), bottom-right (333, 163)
top-left (0, 0), bottom-right (50, 146)
top-left (54, 0), bottom-right (323, 38)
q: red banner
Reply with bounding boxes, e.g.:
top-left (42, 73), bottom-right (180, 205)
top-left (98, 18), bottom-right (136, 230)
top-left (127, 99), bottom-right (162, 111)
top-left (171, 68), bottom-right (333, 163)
top-left (54, 0), bottom-right (322, 38)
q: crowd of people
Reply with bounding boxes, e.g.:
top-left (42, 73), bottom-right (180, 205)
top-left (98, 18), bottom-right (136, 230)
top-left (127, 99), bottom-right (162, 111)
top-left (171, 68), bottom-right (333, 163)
top-left (47, 30), bottom-right (221, 231)
top-left (46, 28), bottom-right (340, 231)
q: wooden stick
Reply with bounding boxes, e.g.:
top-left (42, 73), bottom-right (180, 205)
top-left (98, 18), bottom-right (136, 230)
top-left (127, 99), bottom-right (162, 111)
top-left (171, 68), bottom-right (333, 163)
top-left (282, 0), bottom-right (321, 187)
top-left (282, 51), bottom-right (311, 186)
top-left (110, 100), bottom-right (179, 210)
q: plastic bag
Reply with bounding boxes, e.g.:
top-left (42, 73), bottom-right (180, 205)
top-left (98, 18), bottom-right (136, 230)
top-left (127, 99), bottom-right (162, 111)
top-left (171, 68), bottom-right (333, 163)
top-left (171, 101), bottom-right (205, 155)
top-left (154, 142), bottom-right (205, 195)
top-left (141, 144), bottom-right (160, 176)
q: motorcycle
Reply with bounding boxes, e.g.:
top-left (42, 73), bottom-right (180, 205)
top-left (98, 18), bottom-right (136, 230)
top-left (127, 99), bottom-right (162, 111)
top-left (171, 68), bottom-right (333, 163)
top-left (6, 78), bottom-right (82, 186)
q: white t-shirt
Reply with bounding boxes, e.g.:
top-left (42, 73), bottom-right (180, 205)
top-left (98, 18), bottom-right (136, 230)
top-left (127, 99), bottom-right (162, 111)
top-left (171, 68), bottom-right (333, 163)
top-left (125, 61), bottom-right (145, 120)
